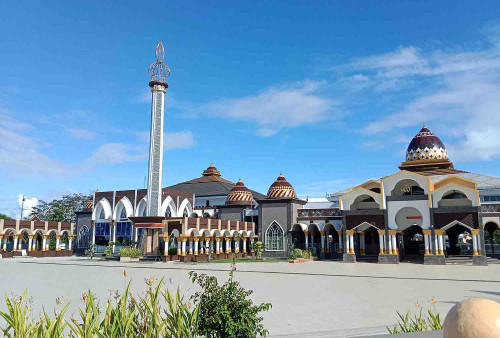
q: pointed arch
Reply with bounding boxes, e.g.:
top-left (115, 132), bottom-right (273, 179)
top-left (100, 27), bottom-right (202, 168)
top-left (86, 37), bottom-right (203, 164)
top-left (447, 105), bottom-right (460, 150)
top-left (352, 221), bottom-right (380, 232)
top-left (113, 197), bottom-right (133, 220)
top-left (92, 198), bottom-right (112, 221)
top-left (161, 196), bottom-right (177, 218)
top-left (178, 198), bottom-right (192, 218)
top-left (136, 198), bottom-right (148, 217)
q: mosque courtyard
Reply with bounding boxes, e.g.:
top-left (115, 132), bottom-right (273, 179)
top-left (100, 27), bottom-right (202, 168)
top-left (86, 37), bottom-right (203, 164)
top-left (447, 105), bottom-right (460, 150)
top-left (0, 258), bottom-right (499, 337)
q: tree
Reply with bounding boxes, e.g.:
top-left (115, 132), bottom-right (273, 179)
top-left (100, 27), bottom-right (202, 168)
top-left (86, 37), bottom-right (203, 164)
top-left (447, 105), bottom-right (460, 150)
top-left (0, 213), bottom-right (11, 220)
top-left (189, 265), bottom-right (271, 337)
top-left (30, 193), bottom-right (90, 223)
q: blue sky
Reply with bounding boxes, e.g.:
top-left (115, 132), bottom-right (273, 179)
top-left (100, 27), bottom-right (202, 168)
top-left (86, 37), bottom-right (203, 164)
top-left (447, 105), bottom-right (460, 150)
top-left (1, 1), bottom-right (500, 217)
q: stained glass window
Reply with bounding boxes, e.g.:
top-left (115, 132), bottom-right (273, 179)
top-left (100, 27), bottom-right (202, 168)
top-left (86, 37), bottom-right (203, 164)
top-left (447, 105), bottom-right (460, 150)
top-left (265, 222), bottom-right (284, 251)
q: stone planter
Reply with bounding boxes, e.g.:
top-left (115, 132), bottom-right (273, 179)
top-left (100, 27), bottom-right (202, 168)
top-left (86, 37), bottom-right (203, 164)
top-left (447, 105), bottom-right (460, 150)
top-left (194, 254), bottom-right (208, 262)
top-left (29, 251), bottom-right (43, 257)
top-left (162, 255), bottom-right (179, 262)
top-left (56, 250), bottom-right (71, 257)
top-left (120, 256), bottom-right (141, 263)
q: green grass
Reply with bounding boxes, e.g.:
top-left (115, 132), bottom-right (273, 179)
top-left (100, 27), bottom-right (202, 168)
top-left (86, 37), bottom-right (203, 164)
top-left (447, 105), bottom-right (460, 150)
top-left (200, 257), bottom-right (288, 264)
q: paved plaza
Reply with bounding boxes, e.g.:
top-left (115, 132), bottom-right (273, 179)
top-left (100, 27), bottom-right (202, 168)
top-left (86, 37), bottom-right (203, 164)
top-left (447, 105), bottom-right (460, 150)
top-left (0, 258), bottom-right (499, 337)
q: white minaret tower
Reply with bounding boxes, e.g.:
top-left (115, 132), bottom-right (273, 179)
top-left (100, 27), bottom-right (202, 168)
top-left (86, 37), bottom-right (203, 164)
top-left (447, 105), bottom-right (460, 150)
top-left (146, 42), bottom-right (170, 216)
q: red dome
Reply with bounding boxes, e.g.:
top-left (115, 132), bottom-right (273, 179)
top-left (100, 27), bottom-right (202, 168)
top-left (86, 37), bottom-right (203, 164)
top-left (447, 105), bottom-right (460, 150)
top-left (267, 174), bottom-right (297, 199)
top-left (226, 179), bottom-right (253, 206)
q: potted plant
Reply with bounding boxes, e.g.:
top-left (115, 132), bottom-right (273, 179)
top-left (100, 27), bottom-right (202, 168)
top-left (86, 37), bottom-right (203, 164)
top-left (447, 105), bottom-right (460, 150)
top-left (119, 246), bottom-right (143, 262)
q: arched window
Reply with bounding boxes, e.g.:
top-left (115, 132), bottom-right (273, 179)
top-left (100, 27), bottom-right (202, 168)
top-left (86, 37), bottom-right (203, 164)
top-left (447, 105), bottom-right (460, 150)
top-left (120, 207), bottom-right (127, 220)
top-left (443, 191), bottom-right (467, 199)
top-left (99, 209), bottom-right (106, 220)
top-left (265, 221), bottom-right (284, 251)
top-left (165, 207), bottom-right (172, 218)
top-left (78, 226), bottom-right (90, 248)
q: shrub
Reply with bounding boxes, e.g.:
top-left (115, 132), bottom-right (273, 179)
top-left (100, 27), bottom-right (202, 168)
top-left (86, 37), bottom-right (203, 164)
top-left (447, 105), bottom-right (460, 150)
top-left (302, 249), bottom-right (311, 259)
top-left (387, 301), bottom-right (442, 334)
top-left (293, 248), bottom-right (303, 258)
top-left (253, 241), bottom-right (265, 260)
top-left (189, 264), bottom-right (271, 337)
top-left (49, 239), bottom-right (56, 251)
top-left (0, 278), bottom-right (200, 337)
top-left (119, 246), bottom-right (143, 258)
top-left (168, 246), bottom-right (178, 256)
top-left (85, 244), bottom-right (96, 260)
top-left (289, 252), bottom-right (297, 260)
top-left (104, 241), bottom-right (114, 258)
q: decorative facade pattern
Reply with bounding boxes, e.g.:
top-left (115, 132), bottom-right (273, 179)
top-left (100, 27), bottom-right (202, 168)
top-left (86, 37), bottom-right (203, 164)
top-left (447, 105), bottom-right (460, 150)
top-left (405, 126), bottom-right (449, 162)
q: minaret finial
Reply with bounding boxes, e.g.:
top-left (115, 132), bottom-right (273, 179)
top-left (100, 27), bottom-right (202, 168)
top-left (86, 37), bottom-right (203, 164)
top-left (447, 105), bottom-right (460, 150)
top-left (155, 42), bottom-right (164, 63)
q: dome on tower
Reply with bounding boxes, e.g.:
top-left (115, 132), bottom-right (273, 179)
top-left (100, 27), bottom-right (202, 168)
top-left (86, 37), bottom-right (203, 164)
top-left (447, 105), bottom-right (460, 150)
top-left (405, 126), bottom-right (449, 162)
top-left (399, 126), bottom-right (454, 172)
top-left (226, 179), bottom-right (254, 206)
top-left (202, 163), bottom-right (221, 177)
top-left (267, 174), bottom-right (297, 199)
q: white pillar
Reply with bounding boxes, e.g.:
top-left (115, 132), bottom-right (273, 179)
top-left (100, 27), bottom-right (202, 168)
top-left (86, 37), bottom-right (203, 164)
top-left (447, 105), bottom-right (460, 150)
top-left (437, 235), bottom-right (443, 255)
top-left (349, 234), bottom-right (354, 254)
top-left (188, 240), bottom-right (193, 254)
top-left (434, 235), bottom-right (438, 255)
top-left (424, 235), bottom-right (429, 255)
top-left (28, 237), bottom-right (33, 252)
top-left (92, 225), bottom-right (96, 245)
top-left (2, 237), bottom-right (6, 251)
top-left (242, 239), bottom-right (247, 253)
top-left (194, 239), bottom-right (199, 255)
top-left (392, 235), bottom-right (397, 255)
top-left (379, 234), bottom-right (384, 254)
top-left (112, 224), bottom-right (116, 253)
top-left (68, 237), bottom-right (73, 251)
top-left (320, 234), bottom-right (325, 253)
top-left (338, 233), bottom-right (342, 253)
top-left (305, 232), bottom-right (309, 249)
top-left (181, 240), bottom-right (187, 256)
top-left (215, 239), bottom-right (220, 254)
top-left (42, 237), bottom-right (47, 251)
top-left (56, 236), bottom-right (61, 251)
top-left (13, 236), bottom-right (18, 252)
top-left (472, 234), bottom-right (478, 256)
top-left (345, 234), bottom-right (350, 253)
top-left (235, 239), bottom-right (239, 253)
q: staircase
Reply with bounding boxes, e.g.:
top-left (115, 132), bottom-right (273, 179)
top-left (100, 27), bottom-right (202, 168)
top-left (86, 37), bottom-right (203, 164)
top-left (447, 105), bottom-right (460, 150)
top-left (357, 254), bottom-right (379, 263)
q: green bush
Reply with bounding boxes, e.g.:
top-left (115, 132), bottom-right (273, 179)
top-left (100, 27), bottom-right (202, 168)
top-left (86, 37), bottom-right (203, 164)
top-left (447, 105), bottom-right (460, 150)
top-left (189, 264), bottom-right (271, 337)
top-left (104, 241), bottom-right (114, 258)
top-left (289, 252), bottom-right (297, 260)
top-left (119, 246), bottom-right (143, 258)
top-left (253, 241), bottom-right (265, 260)
top-left (293, 248), bottom-right (303, 258)
top-left (387, 301), bottom-right (442, 334)
top-left (0, 278), bottom-right (199, 338)
top-left (302, 249), bottom-right (311, 259)
top-left (48, 239), bottom-right (56, 251)
top-left (168, 246), bottom-right (178, 256)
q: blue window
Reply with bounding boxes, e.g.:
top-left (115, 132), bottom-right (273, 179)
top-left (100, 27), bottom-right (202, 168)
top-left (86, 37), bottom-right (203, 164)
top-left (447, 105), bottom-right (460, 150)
top-left (95, 223), bottom-right (110, 237)
top-left (116, 222), bottom-right (131, 237)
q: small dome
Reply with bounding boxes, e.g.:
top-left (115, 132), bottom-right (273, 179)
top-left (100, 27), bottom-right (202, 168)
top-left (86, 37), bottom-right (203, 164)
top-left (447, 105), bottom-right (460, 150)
top-left (226, 179), bottom-right (253, 206)
top-left (202, 163), bottom-right (221, 177)
top-left (267, 174), bottom-right (297, 199)
top-left (405, 126), bottom-right (449, 162)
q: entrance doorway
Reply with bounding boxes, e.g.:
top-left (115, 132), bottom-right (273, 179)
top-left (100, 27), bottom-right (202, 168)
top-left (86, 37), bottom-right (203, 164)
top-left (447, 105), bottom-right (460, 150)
top-left (401, 225), bottom-right (424, 263)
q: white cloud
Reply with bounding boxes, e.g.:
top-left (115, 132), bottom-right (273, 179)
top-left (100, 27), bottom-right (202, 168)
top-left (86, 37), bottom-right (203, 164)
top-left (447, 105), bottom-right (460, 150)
top-left (203, 81), bottom-right (338, 136)
top-left (17, 194), bottom-right (38, 219)
top-left (86, 143), bottom-right (146, 165)
top-left (164, 131), bottom-right (195, 150)
top-left (347, 28), bottom-right (500, 162)
top-left (66, 127), bottom-right (95, 140)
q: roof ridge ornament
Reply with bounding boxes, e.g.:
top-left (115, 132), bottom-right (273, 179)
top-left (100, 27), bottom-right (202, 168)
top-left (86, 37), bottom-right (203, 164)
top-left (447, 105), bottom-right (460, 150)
top-left (148, 42), bottom-right (170, 85)
top-left (155, 42), bottom-right (164, 63)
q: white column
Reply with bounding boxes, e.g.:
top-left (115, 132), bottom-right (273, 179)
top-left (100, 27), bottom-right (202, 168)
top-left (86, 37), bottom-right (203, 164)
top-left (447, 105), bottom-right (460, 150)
top-left (320, 234), bottom-right (325, 253)
top-left (32, 238), bottom-right (37, 251)
top-left (56, 236), bottom-right (61, 251)
top-left (338, 233), bottom-right (342, 253)
top-left (424, 235), bottom-right (429, 255)
top-left (434, 235), bottom-right (438, 255)
top-left (305, 232), bottom-right (309, 249)
top-left (13, 236), bottom-right (18, 252)
top-left (392, 235), bottom-right (397, 255)
top-left (28, 237), bottom-right (33, 252)
top-left (92, 225), bottom-right (96, 245)
top-left (194, 239), bottom-right (199, 255)
top-left (345, 234), bottom-right (350, 253)
top-left (164, 238), bottom-right (169, 255)
top-left (181, 240), bottom-right (187, 256)
top-left (379, 234), bottom-right (384, 254)
top-left (349, 234), bottom-right (354, 254)
top-left (112, 224), bottom-right (116, 253)
top-left (235, 239), bottom-right (239, 253)
top-left (68, 237), bottom-right (73, 251)
top-left (42, 237), bottom-right (47, 251)
top-left (387, 235), bottom-right (393, 255)
top-left (188, 240), bottom-right (193, 254)
top-left (472, 234), bottom-right (478, 256)
top-left (2, 237), bottom-right (6, 251)
top-left (242, 239), bottom-right (247, 253)
top-left (216, 239), bottom-right (220, 254)
top-left (437, 235), bottom-right (443, 255)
